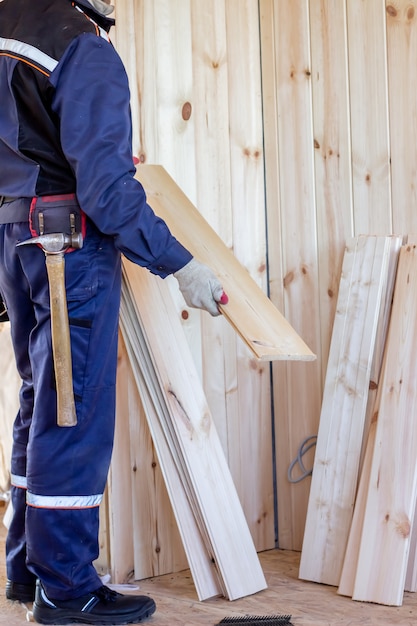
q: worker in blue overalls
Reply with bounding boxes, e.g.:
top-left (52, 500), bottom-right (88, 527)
top-left (0, 0), bottom-right (227, 623)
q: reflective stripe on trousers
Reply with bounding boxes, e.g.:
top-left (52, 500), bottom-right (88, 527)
top-left (0, 219), bottom-right (121, 600)
top-left (11, 473), bottom-right (103, 508)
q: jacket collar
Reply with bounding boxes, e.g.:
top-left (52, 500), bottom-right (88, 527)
top-left (72, 0), bottom-right (115, 32)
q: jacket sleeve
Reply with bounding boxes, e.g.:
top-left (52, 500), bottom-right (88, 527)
top-left (48, 33), bottom-right (192, 277)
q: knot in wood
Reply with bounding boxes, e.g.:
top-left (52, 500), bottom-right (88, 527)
top-left (283, 270), bottom-right (295, 288)
top-left (396, 515), bottom-right (411, 538)
top-left (182, 102), bottom-right (192, 121)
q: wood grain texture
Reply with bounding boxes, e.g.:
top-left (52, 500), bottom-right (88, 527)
top-left (105, 0), bottom-right (417, 573)
top-left (119, 287), bottom-right (222, 601)
top-left (114, 0), bottom-right (277, 563)
top-left (121, 259), bottom-right (267, 600)
top-left (119, 333), bottom-right (189, 581)
top-left (352, 244), bottom-right (417, 605)
top-left (347, 0), bottom-right (392, 234)
top-left (386, 1), bottom-right (417, 234)
top-left (300, 235), bottom-right (402, 586)
top-left (260, 0), bottom-right (322, 551)
top-left (135, 164), bottom-right (315, 361)
top-left (309, 0), bottom-right (353, 380)
top-left (338, 236), bottom-right (403, 598)
top-left (223, 0), bottom-right (274, 550)
top-left (106, 334), bottom-right (135, 583)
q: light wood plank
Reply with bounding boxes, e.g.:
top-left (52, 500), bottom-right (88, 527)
top-left (135, 165), bottom-right (315, 361)
top-left (112, 0), bottom-right (141, 156)
top-left (338, 237), bottom-right (403, 598)
top-left (106, 334), bottom-right (135, 583)
top-left (189, 0), bottom-right (233, 450)
top-left (262, 0), bottom-right (322, 550)
top-left (115, 0), bottom-right (204, 374)
top-left (258, 0), bottom-right (291, 549)
top-left (119, 290), bottom-right (222, 601)
top-left (405, 492), bottom-right (417, 591)
top-left (386, 1), bottom-right (417, 234)
top-left (299, 235), bottom-right (402, 586)
top-left (404, 235), bottom-right (417, 593)
top-left (95, 488), bottom-right (110, 577)
top-left (309, 0), bottom-right (353, 380)
top-left (337, 411), bottom-right (378, 597)
top-left (119, 333), bottom-right (188, 581)
top-left (352, 244), bottom-right (417, 605)
top-left (347, 0), bottom-right (392, 234)
top-left (121, 259), bottom-right (267, 600)
top-left (177, 7), bottom-right (274, 560)
top-left (222, 0), bottom-right (274, 551)
top-left (0, 325), bottom-right (18, 494)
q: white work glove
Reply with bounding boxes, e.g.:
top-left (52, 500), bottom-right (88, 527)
top-left (174, 258), bottom-right (228, 317)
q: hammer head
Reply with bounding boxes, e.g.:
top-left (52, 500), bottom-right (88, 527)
top-left (17, 232), bottom-right (83, 254)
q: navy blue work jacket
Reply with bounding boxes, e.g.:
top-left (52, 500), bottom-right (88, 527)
top-left (0, 0), bottom-right (192, 277)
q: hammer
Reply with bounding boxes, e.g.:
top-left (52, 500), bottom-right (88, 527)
top-left (17, 232), bottom-right (83, 427)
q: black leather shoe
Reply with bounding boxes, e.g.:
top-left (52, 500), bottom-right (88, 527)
top-left (32, 579), bottom-right (156, 625)
top-left (5, 579), bottom-right (36, 603)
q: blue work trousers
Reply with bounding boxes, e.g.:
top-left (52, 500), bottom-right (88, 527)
top-left (0, 215), bottom-right (122, 600)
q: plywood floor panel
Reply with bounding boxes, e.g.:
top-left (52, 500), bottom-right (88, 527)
top-left (1, 504), bottom-right (417, 626)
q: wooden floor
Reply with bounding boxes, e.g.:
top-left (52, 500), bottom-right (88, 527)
top-left (1, 501), bottom-right (417, 625)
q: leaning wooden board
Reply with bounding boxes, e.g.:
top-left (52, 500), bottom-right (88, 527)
top-left (134, 165), bottom-right (315, 362)
top-left (121, 258), bottom-right (267, 601)
top-left (119, 294), bottom-right (222, 600)
top-left (299, 235), bottom-right (402, 587)
top-left (352, 244), bottom-right (417, 606)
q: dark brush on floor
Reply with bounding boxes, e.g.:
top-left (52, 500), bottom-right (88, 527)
top-left (216, 615), bottom-right (293, 626)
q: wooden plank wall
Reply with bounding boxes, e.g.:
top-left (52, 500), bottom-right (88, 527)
top-left (107, 0), bottom-right (417, 561)
top-left (259, 0), bottom-right (417, 551)
top-left (112, 0), bottom-right (274, 558)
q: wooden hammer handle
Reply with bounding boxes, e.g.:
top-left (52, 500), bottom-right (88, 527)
top-left (45, 253), bottom-right (77, 427)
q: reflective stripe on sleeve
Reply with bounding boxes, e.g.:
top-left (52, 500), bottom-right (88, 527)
top-left (27, 492), bottom-right (103, 509)
top-left (11, 474), bottom-right (28, 489)
top-left (0, 37), bottom-right (58, 72)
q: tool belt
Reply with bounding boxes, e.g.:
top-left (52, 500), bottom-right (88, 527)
top-left (29, 194), bottom-right (86, 241)
top-left (0, 197), bottom-right (31, 223)
top-left (0, 194), bottom-right (86, 323)
top-left (0, 196), bottom-right (16, 206)
top-left (0, 194), bottom-right (86, 237)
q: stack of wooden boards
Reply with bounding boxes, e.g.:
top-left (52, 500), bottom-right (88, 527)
top-left (299, 234), bottom-right (417, 606)
top-left (118, 166), bottom-right (315, 600)
top-left (120, 260), bottom-right (265, 601)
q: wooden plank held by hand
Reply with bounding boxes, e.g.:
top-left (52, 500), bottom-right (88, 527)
top-left (134, 165), bottom-right (315, 362)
